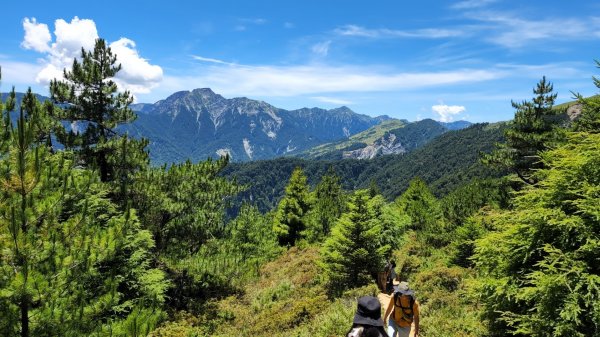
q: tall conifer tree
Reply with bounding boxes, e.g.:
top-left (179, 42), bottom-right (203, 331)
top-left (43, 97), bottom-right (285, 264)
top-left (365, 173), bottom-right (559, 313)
top-left (0, 83), bottom-right (166, 337)
top-left (305, 166), bottom-right (346, 241)
top-left (395, 177), bottom-right (446, 246)
top-left (49, 38), bottom-right (148, 186)
top-left (474, 132), bottom-right (600, 336)
top-left (573, 60), bottom-right (600, 133)
top-left (273, 166), bottom-right (311, 246)
top-left (395, 177), bottom-right (443, 231)
top-left (483, 77), bottom-right (563, 185)
top-left (321, 190), bottom-right (388, 296)
top-left (131, 157), bottom-right (242, 256)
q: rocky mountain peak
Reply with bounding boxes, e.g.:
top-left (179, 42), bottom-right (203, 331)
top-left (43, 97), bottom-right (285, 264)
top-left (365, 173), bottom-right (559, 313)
top-left (191, 88), bottom-right (224, 101)
top-left (331, 106), bottom-right (353, 114)
top-left (157, 88), bottom-right (224, 105)
top-left (127, 88), bottom-right (389, 163)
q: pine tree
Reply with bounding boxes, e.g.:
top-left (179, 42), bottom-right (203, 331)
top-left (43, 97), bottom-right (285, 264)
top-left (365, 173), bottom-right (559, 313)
top-left (223, 203), bottom-right (281, 279)
top-left (273, 166), bottom-right (312, 246)
top-left (474, 132), bottom-right (600, 336)
top-left (396, 178), bottom-right (443, 230)
top-left (375, 194), bottom-right (410, 257)
top-left (441, 178), bottom-right (509, 230)
top-left (573, 60), bottom-right (600, 132)
top-left (49, 38), bottom-right (148, 186)
top-left (304, 166), bottom-right (347, 241)
top-left (0, 88), bottom-right (167, 337)
top-left (321, 190), bottom-right (389, 296)
top-left (131, 157), bottom-right (242, 257)
top-left (368, 178), bottom-right (381, 198)
top-left (483, 77), bottom-right (563, 185)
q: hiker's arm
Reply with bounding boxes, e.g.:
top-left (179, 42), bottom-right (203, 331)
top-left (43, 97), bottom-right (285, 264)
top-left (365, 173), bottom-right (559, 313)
top-left (413, 309), bottom-right (420, 337)
top-left (383, 296), bottom-right (393, 324)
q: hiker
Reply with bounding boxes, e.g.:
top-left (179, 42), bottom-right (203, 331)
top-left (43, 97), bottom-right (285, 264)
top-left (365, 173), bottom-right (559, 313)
top-left (384, 260), bottom-right (397, 294)
top-left (384, 281), bottom-right (420, 337)
top-left (346, 296), bottom-right (390, 337)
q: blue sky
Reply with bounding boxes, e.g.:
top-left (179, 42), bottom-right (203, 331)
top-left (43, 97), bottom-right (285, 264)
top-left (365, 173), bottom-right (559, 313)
top-left (1, 0), bottom-right (599, 122)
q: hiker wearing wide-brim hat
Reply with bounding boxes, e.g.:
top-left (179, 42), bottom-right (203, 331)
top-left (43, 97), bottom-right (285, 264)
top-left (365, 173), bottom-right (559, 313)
top-left (346, 296), bottom-right (390, 337)
top-left (384, 282), bottom-right (420, 337)
top-left (392, 280), bottom-right (415, 297)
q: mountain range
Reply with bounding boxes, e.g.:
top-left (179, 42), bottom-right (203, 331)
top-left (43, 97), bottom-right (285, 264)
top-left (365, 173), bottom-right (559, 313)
top-left (126, 88), bottom-right (475, 163)
top-left (126, 88), bottom-right (393, 163)
top-left (3, 89), bottom-right (472, 164)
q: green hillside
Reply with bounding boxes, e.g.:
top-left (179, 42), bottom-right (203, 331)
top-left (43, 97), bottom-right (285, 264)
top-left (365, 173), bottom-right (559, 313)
top-left (553, 95), bottom-right (599, 110)
top-left (222, 122), bottom-right (506, 212)
top-left (366, 122), bottom-right (507, 199)
top-left (301, 119), bottom-right (407, 158)
top-left (299, 118), bottom-right (452, 160)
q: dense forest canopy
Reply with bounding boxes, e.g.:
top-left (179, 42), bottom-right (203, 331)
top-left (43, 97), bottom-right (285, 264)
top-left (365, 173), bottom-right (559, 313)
top-left (221, 122), bottom-right (506, 212)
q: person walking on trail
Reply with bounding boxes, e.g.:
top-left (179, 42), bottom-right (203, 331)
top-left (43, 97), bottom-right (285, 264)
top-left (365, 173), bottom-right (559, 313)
top-left (384, 281), bottom-right (420, 337)
top-left (346, 296), bottom-right (390, 337)
top-left (385, 260), bottom-right (397, 294)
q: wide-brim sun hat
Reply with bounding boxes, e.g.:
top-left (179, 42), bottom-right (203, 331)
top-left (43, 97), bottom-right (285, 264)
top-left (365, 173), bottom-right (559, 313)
top-left (394, 281), bottom-right (415, 296)
top-left (353, 296), bottom-right (384, 327)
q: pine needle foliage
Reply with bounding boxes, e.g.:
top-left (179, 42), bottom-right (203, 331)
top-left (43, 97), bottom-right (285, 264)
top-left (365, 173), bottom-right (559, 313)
top-left (0, 90), bottom-right (167, 337)
top-left (483, 77), bottom-right (565, 185)
top-left (573, 60), bottom-right (600, 133)
top-left (273, 166), bottom-right (312, 246)
top-left (131, 156), bottom-right (242, 257)
top-left (49, 38), bottom-right (148, 185)
top-left (303, 166), bottom-right (347, 242)
top-left (395, 177), bottom-right (446, 247)
top-left (321, 190), bottom-right (389, 296)
top-left (474, 132), bottom-right (600, 337)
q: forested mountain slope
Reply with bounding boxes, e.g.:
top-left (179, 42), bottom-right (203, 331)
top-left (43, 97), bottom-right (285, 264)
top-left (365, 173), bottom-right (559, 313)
top-left (299, 118), bottom-right (454, 160)
top-left (222, 122), bottom-right (506, 211)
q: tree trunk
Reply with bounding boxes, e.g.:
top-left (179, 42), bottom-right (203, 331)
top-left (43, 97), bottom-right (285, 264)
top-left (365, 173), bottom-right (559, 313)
top-left (98, 149), bottom-right (110, 182)
top-left (20, 285), bottom-right (28, 337)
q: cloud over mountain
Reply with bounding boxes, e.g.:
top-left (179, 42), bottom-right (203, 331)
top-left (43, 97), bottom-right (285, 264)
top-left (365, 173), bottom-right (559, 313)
top-left (21, 16), bottom-right (162, 96)
top-left (432, 104), bottom-right (466, 122)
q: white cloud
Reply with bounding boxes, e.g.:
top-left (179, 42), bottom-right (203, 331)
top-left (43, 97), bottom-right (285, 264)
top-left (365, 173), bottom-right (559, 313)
top-left (36, 64), bottom-right (64, 85)
top-left (495, 62), bottom-right (584, 78)
top-left (467, 12), bottom-right (600, 48)
top-left (157, 63), bottom-right (501, 99)
top-left (432, 104), bottom-right (466, 122)
top-left (109, 38), bottom-right (163, 94)
top-left (312, 40), bottom-right (331, 57)
top-left (311, 96), bottom-right (353, 105)
top-left (334, 25), bottom-right (378, 37)
top-left (235, 18), bottom-right (267, 31)
top-left (334, 25), bottom-right (464, 39)
top-left (53, 17), bottom-right (98, 58)
top-left (22, 17), bottom-right (99, 85)
top-left (451, 0), bottom-right (497, 9)
top-left (284, 22), bottom-right (295, 29)
top-left (21, 18), bottom-right (51, 52)
top-left (0, 60), bottom-right (43, 86)
top-left (192, 55), bottom-right (236, 66)
top-left (240, 18), bottom-right (266, 25)
top-left (21, 16), bottom-right (162, 96)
